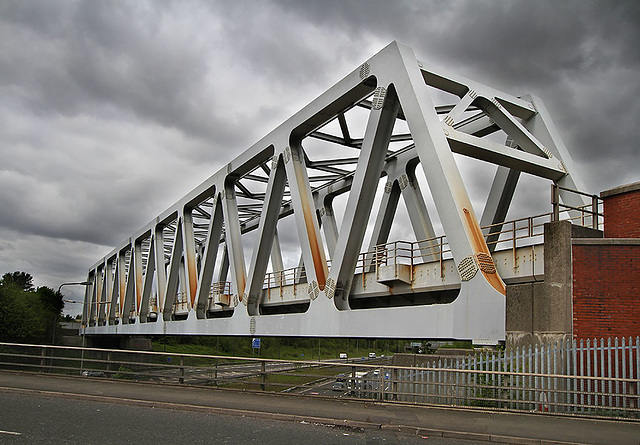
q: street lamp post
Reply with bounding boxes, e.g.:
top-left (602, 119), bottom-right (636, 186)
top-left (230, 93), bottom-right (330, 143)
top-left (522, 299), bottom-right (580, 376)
top-left (56, 281), bottom-right (92, 374)
top-left (53, 281), bottom-right (91, 344)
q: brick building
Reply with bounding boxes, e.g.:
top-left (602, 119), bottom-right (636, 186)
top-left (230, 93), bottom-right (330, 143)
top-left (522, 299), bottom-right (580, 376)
top-left (507, 181), bottom-right (640, 348)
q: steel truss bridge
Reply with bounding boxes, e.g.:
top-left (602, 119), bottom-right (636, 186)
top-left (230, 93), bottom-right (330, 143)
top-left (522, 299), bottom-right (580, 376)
top-left (83, 42), bottom-right (587, 344)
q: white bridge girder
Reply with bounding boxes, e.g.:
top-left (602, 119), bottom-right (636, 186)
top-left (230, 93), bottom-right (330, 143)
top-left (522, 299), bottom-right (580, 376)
top-left (84, 42), bottom-right (585, 344)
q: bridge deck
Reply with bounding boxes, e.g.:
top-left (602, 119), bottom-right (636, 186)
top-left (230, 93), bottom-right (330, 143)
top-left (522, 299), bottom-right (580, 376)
top-left (255, 241), bottom-right (542, 311)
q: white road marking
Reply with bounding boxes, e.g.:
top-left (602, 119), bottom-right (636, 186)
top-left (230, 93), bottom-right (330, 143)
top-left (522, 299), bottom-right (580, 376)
top-left (0, 430), bottom-right (22, 436)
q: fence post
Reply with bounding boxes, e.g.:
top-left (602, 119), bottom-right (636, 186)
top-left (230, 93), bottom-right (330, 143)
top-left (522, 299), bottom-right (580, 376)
top-left (106, 351), bottom-right (113, 375)
top-left (38, 346), bottom-right (46, 373)
top-left (260, 360), bottom-right (266, 390)
top-left (551, 184), bottom-right (560, 221)
top-left (614, 337), bottom-right (620, 408)
top-left (350, 365), bottom-right (357, 397)
top-left (622, 337), bottom-right (628, 409)
top-left (590, 195), bottom-right (596, 228)
top-left (179, 356), bottom-right (184, 384)
top-left (80, 336), bottom-right (86, 376)
top-left (391, 368), bottom-right (398, 401)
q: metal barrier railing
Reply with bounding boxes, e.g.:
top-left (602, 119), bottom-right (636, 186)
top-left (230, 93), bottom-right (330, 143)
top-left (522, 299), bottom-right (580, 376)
top-left (0, 341), bottom-right (637, 420)
top-left (207, 281), bottom-right (232, 308)
top-left (551, 184), bottom-right (603, 229)
top-left (87, 186), bottom-right (603, 318)
top-left (263, 267), bottom-right (308, 300)
top-left (257, 185), bottom-right (604, 291)
top-left (354, 237), bottom-right (452, 284)
top-left (173, 292), bottom-right (189, 315)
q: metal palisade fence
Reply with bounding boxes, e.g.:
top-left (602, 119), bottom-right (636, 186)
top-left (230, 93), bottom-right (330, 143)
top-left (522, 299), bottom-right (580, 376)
top-left (0, 337), bottom-right (638, 420)
top-left (368, 337), bottom-right (639, 418)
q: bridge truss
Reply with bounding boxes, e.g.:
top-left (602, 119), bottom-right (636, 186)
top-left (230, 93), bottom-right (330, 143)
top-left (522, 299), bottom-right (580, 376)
top-left (83, 42), bottom-right (586, 344)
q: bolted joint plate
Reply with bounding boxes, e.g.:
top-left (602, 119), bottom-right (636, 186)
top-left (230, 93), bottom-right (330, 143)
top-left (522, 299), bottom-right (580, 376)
top-left (475, 252), bottom-right (496, 274)
top-left (325, 277), bottom-right (336, 299)
top-left (458, 253), bottom-right (497, 281)
top-left (359, 62), bottom-right (370, 80)
top-left (458, 256), bottom-right (478, 281)
top-left (371, 86), bottom-right (387, 110)
top-left (398, 173), bottom-right (409, 190)
top-left (308, 280), bottom-right (320, 300)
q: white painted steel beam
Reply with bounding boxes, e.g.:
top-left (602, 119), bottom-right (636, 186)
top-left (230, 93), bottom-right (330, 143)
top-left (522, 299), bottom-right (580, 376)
top-left (84, 42), bottom-right (589, 344)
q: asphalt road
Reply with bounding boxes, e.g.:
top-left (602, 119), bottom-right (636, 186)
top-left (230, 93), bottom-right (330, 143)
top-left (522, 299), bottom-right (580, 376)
top-left (1, 372), bottom-right (639, 445)
top-left (0, 391), bottom-right (486, 445)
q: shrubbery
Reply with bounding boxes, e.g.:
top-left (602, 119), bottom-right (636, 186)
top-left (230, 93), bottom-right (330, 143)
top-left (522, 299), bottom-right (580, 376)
top-left (0, 271), bottom-right (63, 344)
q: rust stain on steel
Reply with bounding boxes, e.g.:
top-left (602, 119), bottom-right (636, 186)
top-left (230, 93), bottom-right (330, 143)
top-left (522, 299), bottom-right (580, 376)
top-left (237, 274), bottom-right (245, 301)
top-left (120, 268), bottom-right (126, 314)
top-left (463, 208), bottom-right (506, 295)
top-left (186, 250), bottom-right (198, 306)
top-left (135, 263), bottom-right (143, 313)
top-left (183, 212), bottom-right (199, 307)
top-left (95, 274), bottom-right (103, 319)
top-left (297, 170), bottom-right (327, 289)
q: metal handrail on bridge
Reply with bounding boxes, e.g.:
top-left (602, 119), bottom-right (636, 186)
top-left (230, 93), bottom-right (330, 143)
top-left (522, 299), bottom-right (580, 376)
top-left (551, 184), bottom-right (602, 229)
top-left (96, 186), bottom-right (602, 313)
top-left (261, 185), bottom-right (604, 290)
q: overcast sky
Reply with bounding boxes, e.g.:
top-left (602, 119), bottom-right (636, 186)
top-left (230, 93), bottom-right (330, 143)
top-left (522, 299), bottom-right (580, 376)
top-left (1, 0), bottom-right (638, 313)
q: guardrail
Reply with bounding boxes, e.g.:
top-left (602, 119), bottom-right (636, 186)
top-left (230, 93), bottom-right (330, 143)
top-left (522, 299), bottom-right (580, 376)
top-left (1, 340), bottom-right (637, 420)
top-left (92, 185), bottom-right (603, 321)
top-left (551, 184), bottom-right (602, 229)
top-left (259, 186), bottom-right (603, 290)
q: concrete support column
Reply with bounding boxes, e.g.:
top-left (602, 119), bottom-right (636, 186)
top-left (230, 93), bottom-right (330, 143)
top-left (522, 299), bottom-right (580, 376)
top-left (506, 221), bottom-right (602, 349)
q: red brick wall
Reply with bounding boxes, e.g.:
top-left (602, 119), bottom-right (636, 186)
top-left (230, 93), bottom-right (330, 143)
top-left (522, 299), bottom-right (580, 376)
top-left (572, 244), bottom-right (640, 339)
top-left (603, 189), bottom-right (640, 238)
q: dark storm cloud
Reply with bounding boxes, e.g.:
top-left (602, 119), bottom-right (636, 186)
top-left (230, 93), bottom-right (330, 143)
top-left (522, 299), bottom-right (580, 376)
top-left (0, 0), bottom-right (637, 295)
top-left (0, 1), bottom-right (242, 145)
top-left (272, 0), bottom-right (640, 190)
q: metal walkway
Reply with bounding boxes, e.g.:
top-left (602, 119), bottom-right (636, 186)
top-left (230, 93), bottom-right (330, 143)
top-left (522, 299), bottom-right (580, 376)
top-left (83, 42), bottom-right (588, 343)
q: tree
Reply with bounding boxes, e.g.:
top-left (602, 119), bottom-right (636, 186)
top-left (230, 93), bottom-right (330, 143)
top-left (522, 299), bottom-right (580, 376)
top-left (0, 281), bottom-right (47, 342)
top-left (37, 286), bottom-right (64, 315)
top-left (1, 271), bottom-right (35, 292)
top-left (0, 272), bottom-right (63, 343)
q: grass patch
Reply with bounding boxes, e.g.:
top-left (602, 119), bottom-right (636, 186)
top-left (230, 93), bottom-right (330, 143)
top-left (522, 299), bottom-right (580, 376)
top-left (152, 336), bottom-right (403, 361)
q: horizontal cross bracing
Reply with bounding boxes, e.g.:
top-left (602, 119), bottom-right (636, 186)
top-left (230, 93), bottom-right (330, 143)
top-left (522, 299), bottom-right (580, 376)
top-left (84, 42), bottom-right (586, 344)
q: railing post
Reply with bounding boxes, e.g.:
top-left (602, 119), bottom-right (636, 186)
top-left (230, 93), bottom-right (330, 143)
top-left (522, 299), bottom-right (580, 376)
top-left (179, 356), bottom-right (184, 384)
top-left (80, 333), bottom-right (86, 376)
top-left (439, 237), bottom-right (444, 279)
top-left (40, 347), bottom-right (46, 373)
top-left (592, 195), bottom-right (599, 229)
top-left (107, 351), bottom-right (112, 375)
top-left (351, 365), bottom-right (357, 397)
top-left (391, 367), bottom-right (398, 401)
top-left (551, 184), bottom-right (560, 221)
top-left (291, 268), bottom-right (296, 295)
top-left (410, 241), bottom-right (414, 279)
top-left (512, 220), bottom-right (517, 270)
